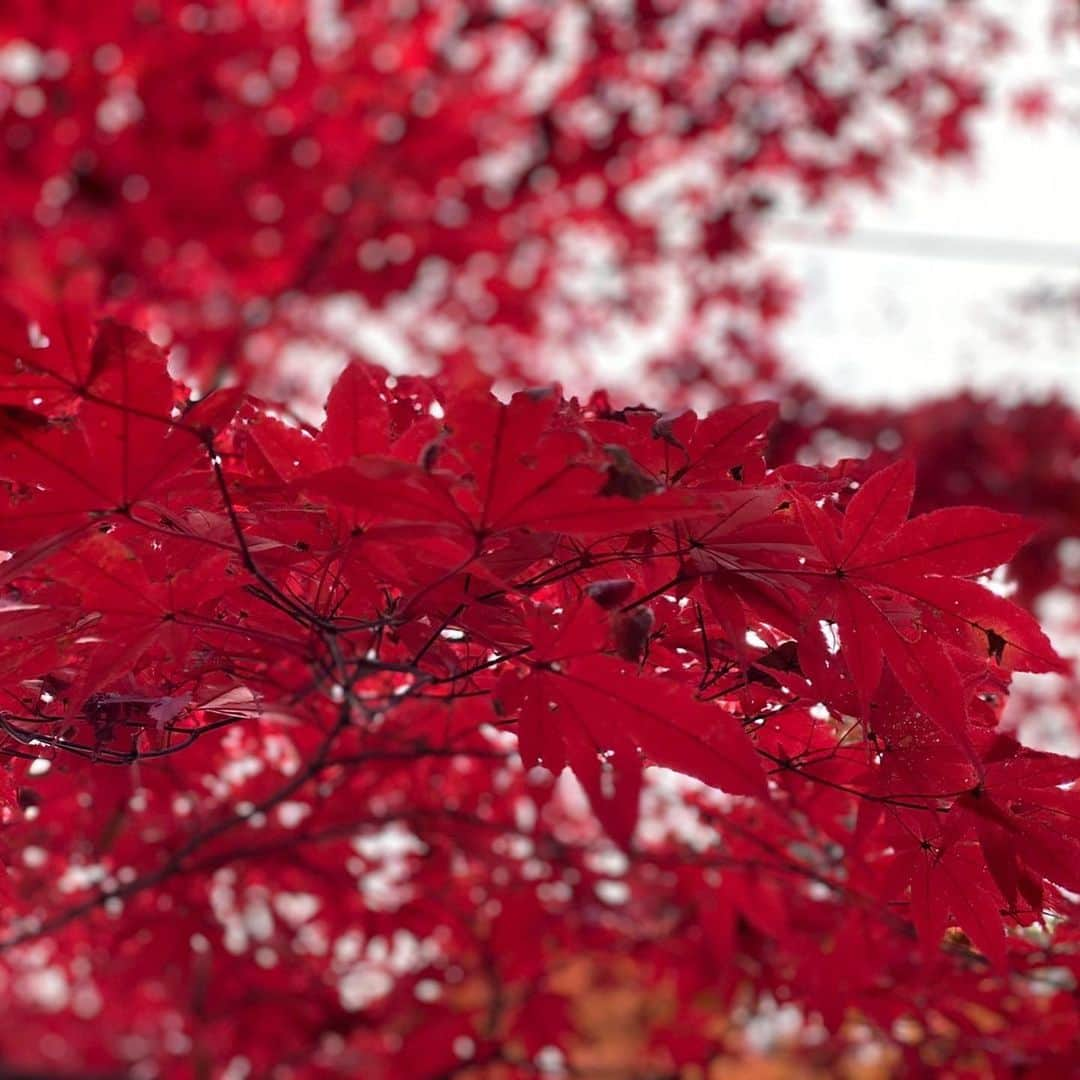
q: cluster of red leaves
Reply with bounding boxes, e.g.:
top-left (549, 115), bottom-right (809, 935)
top-left (0, 307), bottom-right (1077, 1077)
top-left (0, 0), bottom-right (1009, 394)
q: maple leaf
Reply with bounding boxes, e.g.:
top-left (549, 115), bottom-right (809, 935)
top-left (498, 605), bottom-right (766, 846)
top-left (957, 735), bottom-right (1080, 902)
top-left (0, 319), bottom-right (228, 545)
top-left (792, 460), bottom-right (1059, 752)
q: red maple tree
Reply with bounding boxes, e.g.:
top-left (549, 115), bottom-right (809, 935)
top-left (1, 3), bottom-right (1078, 1079)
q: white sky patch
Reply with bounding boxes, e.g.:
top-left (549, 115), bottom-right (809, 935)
top-left (771, 0), bottom-right (1080, 406)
